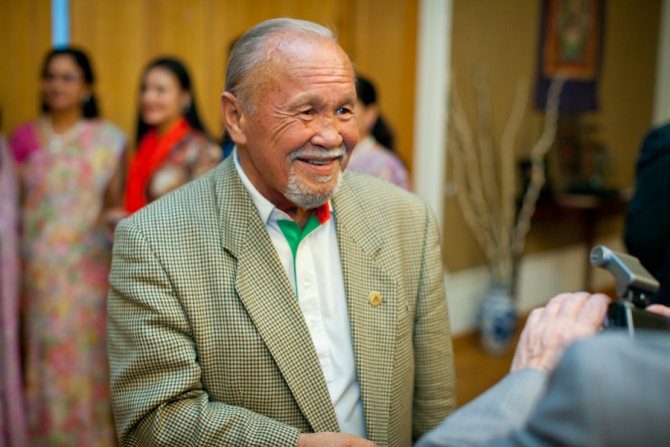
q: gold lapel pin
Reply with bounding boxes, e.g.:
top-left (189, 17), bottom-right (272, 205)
top-left (368, 291), bottom-right (382, 307)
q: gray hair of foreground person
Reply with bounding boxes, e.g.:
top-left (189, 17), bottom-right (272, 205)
top-left (224, 18), bottom-right (336, 112)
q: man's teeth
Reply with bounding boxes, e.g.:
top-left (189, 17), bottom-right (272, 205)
top-left (306, 159), bottom-right (330, 165)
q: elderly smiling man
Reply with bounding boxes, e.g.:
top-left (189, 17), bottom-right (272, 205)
top-left (108, 18), bottom-right (455, 447)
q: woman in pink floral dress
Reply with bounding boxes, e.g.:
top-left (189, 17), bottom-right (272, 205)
top-left (0, 128), bottom-right (28, 447)
top-left (10, 48), bottom-right (125, 446)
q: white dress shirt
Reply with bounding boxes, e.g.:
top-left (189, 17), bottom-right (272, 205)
top-left (233, 151), bottom-right (366, 437)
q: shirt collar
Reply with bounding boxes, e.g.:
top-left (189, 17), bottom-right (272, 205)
top-left (233, 148), bottom-right (332, 226)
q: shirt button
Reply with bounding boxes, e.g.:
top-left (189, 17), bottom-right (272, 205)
top-left (304, 281), bottom-right (311, 289)
top-left (368, 291), bottom-right (382, 306)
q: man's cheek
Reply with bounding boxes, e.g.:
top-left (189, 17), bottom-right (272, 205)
top-left (344, 128), bottom-right (359, 149)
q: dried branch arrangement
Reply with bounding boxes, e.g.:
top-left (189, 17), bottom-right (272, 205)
top-left (448, 71), bottom-right (566, 287)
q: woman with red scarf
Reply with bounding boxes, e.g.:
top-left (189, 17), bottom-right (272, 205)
top-left (124, 58), bottom-right (222, 214)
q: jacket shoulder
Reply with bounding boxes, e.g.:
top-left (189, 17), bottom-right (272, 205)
top-left (336, 172), bottom-right (437, 264)
top-left (638, 123), bottom-right (670, 161)
top-left (125, 162), bottom-right (224, 236)
top-left (341, 170), bottom-right (427, 219)
top-left (645, 122), bottom-right (670, 142)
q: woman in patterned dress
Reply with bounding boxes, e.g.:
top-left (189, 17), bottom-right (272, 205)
top-left (0, 123), bottom-right (28, 447)
top-left (124, 58), bottom-right (222, 213)
top-left (10, 48), bottom-right (126, 446)
top-left (347, 75), bottom-right (410, 190)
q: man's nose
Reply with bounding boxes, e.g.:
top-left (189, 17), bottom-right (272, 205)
top-left (311, 115), bottom-right (344, 149)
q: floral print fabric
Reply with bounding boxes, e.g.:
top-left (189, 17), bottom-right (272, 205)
top-left (0, 133), bottom-right (28, 447)
top-left (10, 119), bottom-right (125, 447)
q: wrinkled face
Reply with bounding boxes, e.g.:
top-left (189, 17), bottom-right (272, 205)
top-left (234, 36), bottom-right (359, 211)
top-left (42, 54), bottom-right (89, 113)
top-left (140, 67), bottom-right (189, 128)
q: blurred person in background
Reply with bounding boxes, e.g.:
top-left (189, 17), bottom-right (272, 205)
top-left (0, 109), bottom-right (28, 447)
top-left (346, 75), bottom-right (410, 190)
top-left (124, 58), bottom-right (222, 214)
top-left (9, 47), bottom-right (126, 446)
top-left (625, 122), bottom-right (670, 306)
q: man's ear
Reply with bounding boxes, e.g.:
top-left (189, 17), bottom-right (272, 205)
top-left (221, 92), bottom-right (247, 146)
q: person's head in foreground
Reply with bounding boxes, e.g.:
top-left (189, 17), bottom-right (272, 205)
top-left (221, 18), bottom-right (358, 223)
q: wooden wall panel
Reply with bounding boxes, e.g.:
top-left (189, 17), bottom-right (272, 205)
top-left (55, 0), bottom-right (419, 166)
top-left (0, 1), bottom-right (418, 168)
top-left (351, 0), bottom-right (419, 171)
top-left (0, 0), bottom-right (52, 136)
top-left (70, 0), bottom-right (145, 140)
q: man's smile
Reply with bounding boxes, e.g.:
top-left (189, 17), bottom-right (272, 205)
top-left (290, 146), bottom-right (346, 176)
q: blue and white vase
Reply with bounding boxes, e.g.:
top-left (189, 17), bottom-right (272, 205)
top-left (478, 283), bottom-right (517, 355)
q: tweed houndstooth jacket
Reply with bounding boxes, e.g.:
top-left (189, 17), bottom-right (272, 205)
top-left (108, 157), bottom-right (456, 446)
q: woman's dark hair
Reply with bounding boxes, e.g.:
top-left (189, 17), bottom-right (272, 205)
top-left (41, 47), bottom-right (99, 118)
top-left (136, 57), bottom-right (209, 145)
top-left (355, 75), bottom-right (395, 152)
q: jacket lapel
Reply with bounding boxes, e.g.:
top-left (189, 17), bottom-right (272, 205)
top-left (213, 158), bottom-right (339, 433)
top-left (332, 174), bottom-right (398, 445)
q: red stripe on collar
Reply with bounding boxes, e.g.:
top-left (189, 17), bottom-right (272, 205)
top-left (315, 202), bottom-right (331, 224)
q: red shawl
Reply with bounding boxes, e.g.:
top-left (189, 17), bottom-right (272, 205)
top-left (125, 118), bottom-right (189, 213)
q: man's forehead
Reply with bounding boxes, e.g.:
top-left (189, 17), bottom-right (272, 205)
top-left (263, 32), bottom-right (352, 69)
top-left (245, 31), bottom-right (355, 109)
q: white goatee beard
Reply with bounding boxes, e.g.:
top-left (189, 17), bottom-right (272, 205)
top-left (283, 168), bottom-right (343, 210)
top-left (283, 145), bottom-right (346, 209)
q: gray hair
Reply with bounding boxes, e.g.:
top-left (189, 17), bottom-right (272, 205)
top-left (224, 18), bottom-right (337, 112)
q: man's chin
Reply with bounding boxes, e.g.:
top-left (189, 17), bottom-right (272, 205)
top-left (284, 171), bottom-right (343, 210)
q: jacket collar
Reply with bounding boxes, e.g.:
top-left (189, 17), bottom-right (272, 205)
top-left (214, 158), bottom-right (340, 432)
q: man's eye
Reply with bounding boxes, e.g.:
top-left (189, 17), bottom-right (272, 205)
top-left (337, 107), bottom-right (353, 115)
top-left (300, 109), bottom-right (313, 116)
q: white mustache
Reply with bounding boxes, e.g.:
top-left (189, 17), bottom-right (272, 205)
top-left (289, 146), bottom-right (346, 162)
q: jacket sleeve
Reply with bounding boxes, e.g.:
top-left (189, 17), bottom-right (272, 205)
top-left (480, 333), bottom-right (670, 447)
top-left (107, 217), bottom-right (301, 447)
top-left (625, 125), bottom-right (670, 273)
top-left (412, 205), bottom-right (458, 440)
top-left (415, 369), bottom-right (548, 447)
